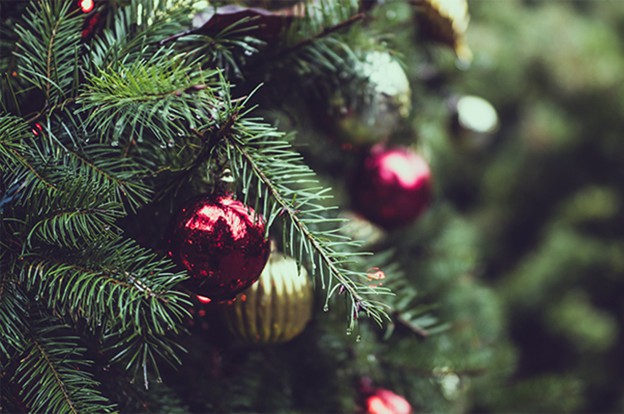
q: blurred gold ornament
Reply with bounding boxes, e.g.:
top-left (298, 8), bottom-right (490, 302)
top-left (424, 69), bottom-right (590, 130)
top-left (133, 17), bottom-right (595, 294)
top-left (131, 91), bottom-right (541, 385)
top-left (218, 250), bottom-right (314, 345)
top-left (413, 0), bottom-right (472, 63)
top-left (329, 51), bottom-right (411, 145)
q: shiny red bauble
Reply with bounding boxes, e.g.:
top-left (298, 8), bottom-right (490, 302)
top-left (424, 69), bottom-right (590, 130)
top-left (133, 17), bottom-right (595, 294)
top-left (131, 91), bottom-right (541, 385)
top-left (351, 145), bottom-right (432, 229)
top-left (364, 389), bottom-right (412, 414)
top-left (168, 195), bottom-right (270, 301)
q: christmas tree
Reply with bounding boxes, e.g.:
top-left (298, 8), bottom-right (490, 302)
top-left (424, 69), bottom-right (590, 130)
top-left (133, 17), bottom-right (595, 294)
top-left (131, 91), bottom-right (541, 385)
top-left (2, 0), bottom-right (622, 413)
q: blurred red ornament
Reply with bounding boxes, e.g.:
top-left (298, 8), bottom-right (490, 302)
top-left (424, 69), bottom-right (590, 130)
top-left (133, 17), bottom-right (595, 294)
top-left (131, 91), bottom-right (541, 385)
top-left (365, 389), bottom-right (412, 414)
top-left (168, 195), bottom-right (270, 301)
top-left (351, 145), bottom-right (432, 229)
top-left (79, 0), bottom-right (94, 13)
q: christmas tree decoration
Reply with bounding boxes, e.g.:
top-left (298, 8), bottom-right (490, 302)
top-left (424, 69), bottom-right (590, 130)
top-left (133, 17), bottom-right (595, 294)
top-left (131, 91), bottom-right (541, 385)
top-left (328, 51), bottom-right (411, 145)
top-left (168, 195), bottom-right (270, 301)
top-left (413, 0), bottom-right (472, 63)
top-left (79, 0), bottom-right (94, 13)
top-left (218, 250), bottom-right (313, 345)
top-left (364, 388), bottom-right (412, 414)
top-left (351, 145), bottom-right (432, 229)
top-left (359, 378), bottom-right (412, 414)
top-left (450, 94), bottom-right (499, 149)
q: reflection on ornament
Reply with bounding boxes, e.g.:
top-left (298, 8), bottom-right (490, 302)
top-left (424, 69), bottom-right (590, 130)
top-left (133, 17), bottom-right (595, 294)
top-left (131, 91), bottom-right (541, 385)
top-left (456, 95), bottom-right (498, 134)
top-left (363, 387), bottom-right (412, 414)
top-left (450, 95), bottom-right (499, 150)
top-left (168, 195), bottom-right (270, 301)
top-left (433, 366), bottom-right (462, 400)
top-left (363, 52), bottom-right (411, 119)
top-left (366, 394), bottom-right (411, 414)
top-left (79, 0), bottom-right (94, 13)
top-left (218, 251), bottom-right (313, 344)
top-left (197, 295), bottom-right (212, 304)
top-left (351, 145), bottom-right (432, 229)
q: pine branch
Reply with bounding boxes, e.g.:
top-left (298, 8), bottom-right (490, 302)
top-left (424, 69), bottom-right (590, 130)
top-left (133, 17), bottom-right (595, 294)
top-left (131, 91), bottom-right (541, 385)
top-left (19, 238), bottom-right (190, 388)
top-left (168, 16), bottom-right (265, 80)
top-left (0, 278), bottom-right (28, 359)
top-left (287, 0), bottom-right (361, 43)
top-left (267, 12), bottom-right (364, 65)
top-left (87, 0), bottom-right (193, 70)
top-left (26, 200), bottom-right (123, 249)
top-left (102, 327), bottom-right (186, 389)
top-left (13, 316), bottom-right (116, 413)
top-left (61, 144), bottom-right (153, 213)
top-left (223, 108), bottom-right (391, 330)
top-left (79, 48), bottom-right (222, 147)
top-left (13, 0), bottom-right (82, 106)
top-left (342, 249), bottom-right (446, 339)
top-left (0, 114), bottom-right (58, 201)
top-left (21, 238), bottom-right (190, 334)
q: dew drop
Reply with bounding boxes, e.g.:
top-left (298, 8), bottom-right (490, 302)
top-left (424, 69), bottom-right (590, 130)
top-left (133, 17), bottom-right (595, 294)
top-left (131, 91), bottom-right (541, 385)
top-left (323, 304), bottom-right (329, 312)
top-left (111, 140), bottom-right (119, 147)
top-left (156, 377), bottom-right (163, 384)
top-left (34, 294), bottom-right (40, 301)
top-left (167, 138), bottom-right (175, 147)
top-left (346, 328), bottom-right (352, 336)
top-left (356, 335), bottom-right (361, 342)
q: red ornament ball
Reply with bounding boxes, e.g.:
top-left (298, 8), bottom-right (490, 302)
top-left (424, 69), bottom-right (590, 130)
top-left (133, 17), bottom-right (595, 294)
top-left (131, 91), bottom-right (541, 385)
top-left (365, 389), bottom-right (412, 414)
top-left (168, 195), bottom-right (270, 301)
top-left (351, 145), bottom-right (432, 229)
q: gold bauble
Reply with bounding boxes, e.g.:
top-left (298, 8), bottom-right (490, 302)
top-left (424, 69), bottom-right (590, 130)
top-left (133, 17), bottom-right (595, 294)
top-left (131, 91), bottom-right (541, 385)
top-left (218, 251), bottom-right (314, 345)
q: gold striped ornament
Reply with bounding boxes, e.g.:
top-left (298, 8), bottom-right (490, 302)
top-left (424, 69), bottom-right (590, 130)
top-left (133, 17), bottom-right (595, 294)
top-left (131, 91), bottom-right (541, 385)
top-left (218, 251), bottom-right (314, 345)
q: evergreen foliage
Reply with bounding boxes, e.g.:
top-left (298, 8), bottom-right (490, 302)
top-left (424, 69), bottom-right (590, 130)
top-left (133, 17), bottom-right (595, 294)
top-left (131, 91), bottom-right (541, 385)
top-left (3, 0), bottom-right (621, 412)
top-left (1, 0), bottom-right (402, 410)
